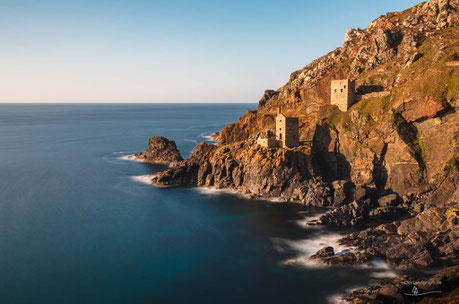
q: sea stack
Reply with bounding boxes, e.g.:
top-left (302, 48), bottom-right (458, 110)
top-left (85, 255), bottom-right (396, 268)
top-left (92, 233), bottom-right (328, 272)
top-left (134, 136), bottom-right (183, 164)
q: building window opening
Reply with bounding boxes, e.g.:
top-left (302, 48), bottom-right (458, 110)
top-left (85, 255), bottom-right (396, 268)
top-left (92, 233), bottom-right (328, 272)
top-left (341, 89), bottom-right (343, 92)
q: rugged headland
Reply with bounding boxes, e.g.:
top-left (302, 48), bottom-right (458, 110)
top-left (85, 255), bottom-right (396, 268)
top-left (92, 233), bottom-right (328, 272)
top-left (137, 0), bottom-right (458, 302)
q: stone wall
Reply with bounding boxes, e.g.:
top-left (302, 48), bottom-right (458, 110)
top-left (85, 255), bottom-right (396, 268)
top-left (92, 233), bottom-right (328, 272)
top-left (256, 137), bottom-right (279, 148)
top-left (355, 91), bottom-right (390, 101)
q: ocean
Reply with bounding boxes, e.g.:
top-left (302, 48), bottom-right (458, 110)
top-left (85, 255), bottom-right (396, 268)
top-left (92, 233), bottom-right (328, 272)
top-left (0, 103), bottom-right (397, 304)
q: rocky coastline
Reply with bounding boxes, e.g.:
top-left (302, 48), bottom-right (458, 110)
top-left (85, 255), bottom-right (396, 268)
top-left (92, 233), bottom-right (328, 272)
top-left (136, 0), bottom-right (458, 302)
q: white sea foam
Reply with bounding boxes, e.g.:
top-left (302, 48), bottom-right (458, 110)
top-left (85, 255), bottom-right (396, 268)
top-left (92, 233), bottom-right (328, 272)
top-left (327, 285), bottom-right (366, 304)
top-left (117, 153), bottom-right (172, 166)
top-left (119, 154), bottom-right (144, 162)
top-left (274, 232), bottom-right (352, 268)
top-left (111, 151), bottom-right (145, 163)
top-left (266, 197), bottom-right (287, 203)
top-left (130, 175), bottom-right (153, 185)
top-left (327, 294), bottom-right (347, 304)
top-left (295, 211), bottom-right (327, 229)
top-left (198, 132), bottom-right (218, 143)
top-left (102, 152), bottom-right (139, 164)
top-left (369, 258), bottom-right (399, 278)
top-left (193, 186), bottom-right (246, 199)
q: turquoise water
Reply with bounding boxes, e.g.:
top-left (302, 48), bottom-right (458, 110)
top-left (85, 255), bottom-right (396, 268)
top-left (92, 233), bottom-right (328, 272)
top-left (0, 104), bottom-right (387, 304)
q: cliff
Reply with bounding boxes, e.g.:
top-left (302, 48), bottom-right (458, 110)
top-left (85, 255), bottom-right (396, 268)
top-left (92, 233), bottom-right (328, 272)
top-left (151, 0), bottom-right (458, 207)
top-left (139, 0), bottom-right (458, 301)
top-left (218, 0), bottom-right (459, 198)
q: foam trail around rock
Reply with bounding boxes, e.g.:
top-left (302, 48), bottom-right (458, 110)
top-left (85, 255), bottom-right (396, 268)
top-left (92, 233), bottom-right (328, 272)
top-left (130, 175), bottom-right (153, 185)
top-left (295, 211), bottom-right (327, 229)
top-left (327, 285), bottom-right (366, 304)
top-left (274, 232), bottom-right (351, 268)
top-left (193, 186), bottom-right (246, 199)
top-left (119, 154), bottom-right (144, 162)
top-left (369, 258), bottom-right (399, 278)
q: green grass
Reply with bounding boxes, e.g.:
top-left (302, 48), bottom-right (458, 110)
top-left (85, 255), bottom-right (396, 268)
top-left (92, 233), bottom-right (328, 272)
top-left (444, 151), bottom-right (459, 172)
top-left (356, 94), bottom-right (392, 118)
top-left (444, 152), bottom-right (459, 172)
top-left (445, 74), bottom-right (459, 101)
top-left (328, 106), bottom-right (345, 127)
top-left (410, 134), bottom-right (426, 167)
top-left (444, 141), bottom-right (459, 172)
top-left (334, 94), bottom-right (392, 134)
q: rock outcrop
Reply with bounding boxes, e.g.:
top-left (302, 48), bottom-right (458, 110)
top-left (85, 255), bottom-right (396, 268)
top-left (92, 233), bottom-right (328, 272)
top-left (138, 0), bottom-right (458, 302)
top-left (151, 141), bottom-right (325, 202)
top-left (134, 136), bottom-right (183, 164)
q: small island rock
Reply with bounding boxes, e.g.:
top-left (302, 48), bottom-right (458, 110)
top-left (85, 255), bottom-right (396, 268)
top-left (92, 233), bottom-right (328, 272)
top-left (135, 136), bottom-right (183, 164)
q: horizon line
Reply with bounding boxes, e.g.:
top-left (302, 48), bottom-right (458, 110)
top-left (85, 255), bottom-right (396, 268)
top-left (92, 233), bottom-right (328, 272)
top-left (0, 101), bottom-right (258, 104)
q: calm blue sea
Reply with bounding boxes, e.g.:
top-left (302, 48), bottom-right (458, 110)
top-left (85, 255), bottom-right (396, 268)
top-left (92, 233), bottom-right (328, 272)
top-left (0, 104), bottom-right (393, 304)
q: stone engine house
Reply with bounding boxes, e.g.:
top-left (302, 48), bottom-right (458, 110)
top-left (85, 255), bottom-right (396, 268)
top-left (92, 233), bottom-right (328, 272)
top-left (331, 79), bottom-right (355, 111)
top-left (257, 108), bottom-right (299, 148)
top-left (276, 109), bottom-right (299, 148)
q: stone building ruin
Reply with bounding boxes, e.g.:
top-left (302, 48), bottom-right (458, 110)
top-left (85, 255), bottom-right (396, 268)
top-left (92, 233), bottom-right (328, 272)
top-left (330, 79), bottom-right (356, 111)
top-left (257, 108), bottom-right (299, 148)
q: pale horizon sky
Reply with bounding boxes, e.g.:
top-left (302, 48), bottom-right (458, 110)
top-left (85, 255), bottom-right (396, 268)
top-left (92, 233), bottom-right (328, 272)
top-left (1, 0), bottom-right (420, 103)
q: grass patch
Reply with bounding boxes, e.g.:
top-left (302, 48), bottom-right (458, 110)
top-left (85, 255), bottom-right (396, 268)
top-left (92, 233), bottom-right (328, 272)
top-left (328, 106), bottom-right (345, 127)
top-left (444, 151), bottom-right (459, 172)
top-left (444, 141), bottom-right (459, 172)
top-left (410, 134), bottom-right (426, 166)
top-left (356, 94), bottom-right (392, 119)
top-left (338, 94), bottom-right (392, 133)
top-left (445, 74), bottom-right (459, 101)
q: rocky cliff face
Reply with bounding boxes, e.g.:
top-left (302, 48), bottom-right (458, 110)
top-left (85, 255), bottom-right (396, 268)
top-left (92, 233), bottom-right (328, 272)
top-left (139, 0), bottom-right (458, 301)
top-left (217, 0), bottom-right (459, 198)
top-left (146, 0), bottom-right (458, 227)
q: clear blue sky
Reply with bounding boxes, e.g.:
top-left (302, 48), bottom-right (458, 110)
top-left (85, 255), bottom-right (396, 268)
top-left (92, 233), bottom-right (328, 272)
top-left (0, 0), bottom-right (420, 103)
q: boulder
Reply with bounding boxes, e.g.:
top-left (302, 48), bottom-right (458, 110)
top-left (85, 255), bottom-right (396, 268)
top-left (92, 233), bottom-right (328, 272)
top-left (310, 246), bottom-right (335, 259)
top-left (378, 193), bottom-right (402, 207)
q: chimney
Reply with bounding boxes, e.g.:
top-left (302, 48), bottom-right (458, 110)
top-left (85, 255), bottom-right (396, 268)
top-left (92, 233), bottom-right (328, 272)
top-left (277, 107), bottom-right (281, 115)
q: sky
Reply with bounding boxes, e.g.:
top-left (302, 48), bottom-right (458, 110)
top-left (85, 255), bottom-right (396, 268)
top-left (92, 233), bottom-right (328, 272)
top-left (0, 0), bottom-right (420, 103)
